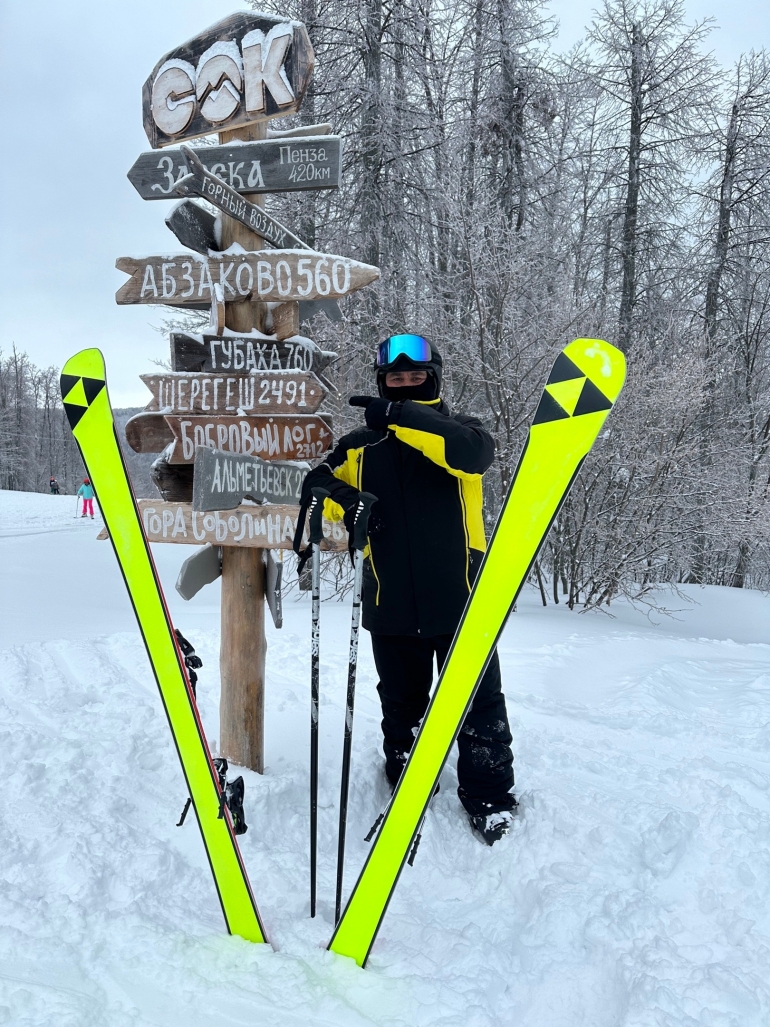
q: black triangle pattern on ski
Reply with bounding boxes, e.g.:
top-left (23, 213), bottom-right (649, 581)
top-left (63, 403), bottom-right (87, 430)
top-left (83, 377), bottom-right (106, 404)
top-left (573, 377), bottom-right (613, 417)
top-left (532, 390), bottom-right (570, 425)
top-left (546, 352), bottom-right (584, 385)
top-left (60, 373), bottom-right (80, 398)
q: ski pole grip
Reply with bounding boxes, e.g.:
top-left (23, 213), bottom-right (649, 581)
top-left (308, 487), bottom-right (330, 546)
top-left (350, 492), bottom-right (377, 551)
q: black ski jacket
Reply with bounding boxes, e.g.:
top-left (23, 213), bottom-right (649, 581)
top-left (301, 398), bottom-right (494, 635)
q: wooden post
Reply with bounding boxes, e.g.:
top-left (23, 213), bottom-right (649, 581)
top-left (219, 121), bottom-right (268, 772)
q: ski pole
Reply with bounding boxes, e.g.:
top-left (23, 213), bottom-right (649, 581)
top-left (74, 494), bottom-right (80, 518)
top-left (307, 486), bottom-right (330, 918)
top-left (335, 492), bottom-right (377, 925)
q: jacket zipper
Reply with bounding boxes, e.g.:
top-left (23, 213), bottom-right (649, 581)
top-left (368, 545), bottom-right (382, 606)
top-left (458, 480), bottom-right (471, 591)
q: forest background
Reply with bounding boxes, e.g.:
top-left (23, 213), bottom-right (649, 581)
top-left (2, 0), bottom-right (768, 608)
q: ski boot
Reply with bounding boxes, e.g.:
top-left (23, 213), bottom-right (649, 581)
top-left (468, 799), bottom-right (519, 846)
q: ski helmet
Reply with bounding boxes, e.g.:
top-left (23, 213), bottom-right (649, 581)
top-left (374, 334), bottom-right (443, 400)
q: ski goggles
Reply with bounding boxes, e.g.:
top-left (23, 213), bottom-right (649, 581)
top-left (375, 334), bottom-right (432, 368)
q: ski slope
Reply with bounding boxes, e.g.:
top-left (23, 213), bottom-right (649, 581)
top-left (1, 489), bottom-right (768, 1026)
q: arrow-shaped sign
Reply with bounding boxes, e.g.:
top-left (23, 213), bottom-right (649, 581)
top-left (163, 414), bottom-right (333, 464)
top-left (140, 370), bottom-right (328, 415)
top-left (128, 135), bottom-right (342, 200)
top-left (175, 145), bottom-right (309, 251)
top-left (137, 499), bottom-right (346, 551)
top-left (192, 446), bottom-right (307, 511)
top-left (116, 251), bottom-right (379, 306)
top-left (170, 332), bottom-right (336, 380)
top-left (166, 200), bottom-right (221, 255)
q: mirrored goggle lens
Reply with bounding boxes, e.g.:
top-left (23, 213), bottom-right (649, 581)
top-left (376, 334), bottom-right (431, 367)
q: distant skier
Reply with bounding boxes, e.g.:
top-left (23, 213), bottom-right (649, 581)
top-left (77, 478), bottom-right (95, 518)
top-left (300, 334), bottom-right (517, 844)
top-left (49, 476), bottom-right (60, 495)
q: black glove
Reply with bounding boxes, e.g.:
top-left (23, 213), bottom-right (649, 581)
top-left (349, 395), bottom-right (402, 431)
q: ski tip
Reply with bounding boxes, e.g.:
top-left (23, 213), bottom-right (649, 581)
top-left (60, 349), bottom-right (108, 432)
top-left (563, 338), bottom-right (625, 405)
top-left (534, 339), bottom-right (625, 427)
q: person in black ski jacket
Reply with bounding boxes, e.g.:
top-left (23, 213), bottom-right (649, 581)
top-left (299, 334), bottom-right (517, 844)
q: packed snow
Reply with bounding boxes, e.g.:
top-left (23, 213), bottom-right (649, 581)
top-left (1, 489), bottom-right (768, 1026)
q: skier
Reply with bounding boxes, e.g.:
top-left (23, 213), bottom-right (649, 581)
top-left (300, 333), bottom-right (517, 844)
top-left (49, 476), bottom-right (60, 495)
top-left (77, 478), bottom-right (95, 518)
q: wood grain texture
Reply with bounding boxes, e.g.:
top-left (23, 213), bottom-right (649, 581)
top-left (150, 453), bottom-right (194, 502)
top-left (163, 413), bottom-right (333, 464)
top-left (218, 121), bottom-right (269, 333)
top-left (128, 135), bottom-right (342, 199)
top-left (170, 332), bottom-right (335, 376)
top-left (141, 370), bottom-right (327, 414)
top-left (271, 300), bottom-right (299, 340)
top-left (124, 412), bottom-right (174, 453)
top-left (115, 250), bottom-right (379, 305)
top-left (137, 499), bottom-right (346, 549)
top-left (165, 200), bottom-right (221, 254)
top-left (192, 446), bottom-right (306, 511)
top-left (176, 145), bottom-right (309, 251)
top-left (220, 546), bottom-right (266, 771)
top-left (142, 12), bottom-right (314, 148)
top-left (217, 116), bottom-right (269, 775)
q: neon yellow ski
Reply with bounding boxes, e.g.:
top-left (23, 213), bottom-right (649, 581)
top-left (61, 349), bottom-right (267, 945)
top-left (329, 338), bottom-right (625, 966)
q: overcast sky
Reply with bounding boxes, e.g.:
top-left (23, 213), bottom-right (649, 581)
top-left (0, 0), bottom-right (765, 406)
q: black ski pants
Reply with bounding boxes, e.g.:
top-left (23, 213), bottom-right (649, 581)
top-left (370, 633), bottom-right (515, 816)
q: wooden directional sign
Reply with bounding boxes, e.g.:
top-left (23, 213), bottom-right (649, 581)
top-left (128, 135), bottom-right (342, 199)
top-left (166, 200), bottom-right (220, 254)
top-left (193, 446), bottom-right (307, 511)
top-left (175, 145), bottom-right (308, 250)
top-left (143, 13), bottom-right (314, 148)
top-left (164, 413), bottom-right (333, 464)
top-left (137, 500), bottom-right (346, 550)
top-left (170, 332), bottom-right (336, 376)
top-left (265, 550), bottom-right (283, 629)
top-left (176, 543), bottom-right (222, 600)
top-left (116, 251), bottom-right (379, 306)
top-left (125, 412), bottom-right (173, 453)
top-left (140, 370), bottom-right (328, 415)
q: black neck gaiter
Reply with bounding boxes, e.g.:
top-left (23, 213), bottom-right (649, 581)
top-left (380, 376), bottom-right (439, 403)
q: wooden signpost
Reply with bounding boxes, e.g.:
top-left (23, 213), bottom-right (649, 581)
top-left (116, 251), bottom-right (378, 306)
top-left (166, 200), bottom-right (221, 254)
top-left (117, 10), bottom-right (378, 775)
top-left (164, 414), bottom-right (332, 464)
top-left (143, 13), bottom-right (314, 148)
top-left (128, 134), bottom-right (343, 199)
top-left (175, 145), bottom-right (309, 251)
top-left (140, 370), bottom-right (327, 414)
top-left (192, 447), bottom-right (306, 511)
top-left (170, 332), bottom-right (335, 376)
top-left (137, 500), bottom-right (345, 550)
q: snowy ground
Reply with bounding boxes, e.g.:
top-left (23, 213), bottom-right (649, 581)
top-left (1, 489), bottom-right (769, 1027)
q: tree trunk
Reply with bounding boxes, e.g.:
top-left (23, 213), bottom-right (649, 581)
top-left (618, 22), bottom-right (643, 350)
